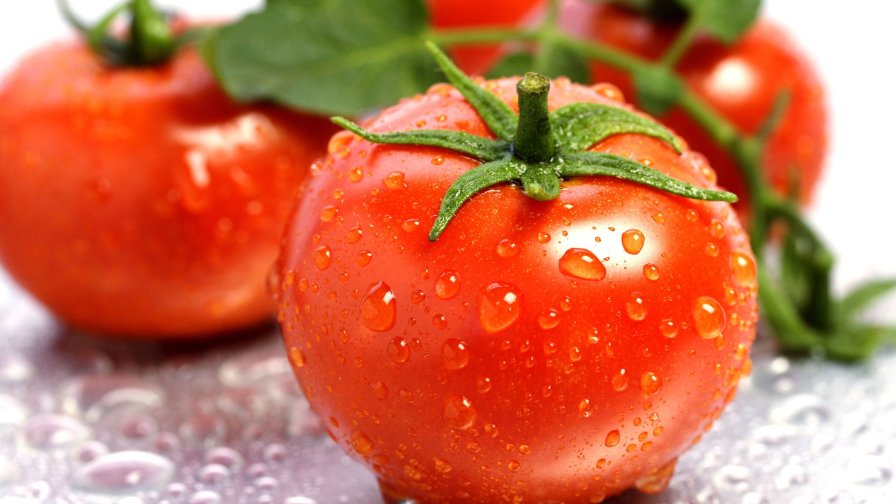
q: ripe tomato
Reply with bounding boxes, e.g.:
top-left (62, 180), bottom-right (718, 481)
top-left (276, 74), bottom-right (758, 501)
top-left (560, 1), bottom-right (828, 211)
top-left (0, 41), bottom-right (336, 338)
top-left (429, 0), bottom-right (545, 74)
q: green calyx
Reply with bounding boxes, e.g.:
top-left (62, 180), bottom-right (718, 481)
top-left (57, 0), bottom-right (178, 67)
top-left (332, 42), bottom-right (735, 242)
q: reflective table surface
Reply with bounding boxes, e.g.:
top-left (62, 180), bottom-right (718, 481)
top-left (2, 271), bottom-right (895, 504)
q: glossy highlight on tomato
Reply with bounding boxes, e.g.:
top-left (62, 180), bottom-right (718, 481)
top-left (560, 0), bottom-right (828, 212)
top-left (0, 40), bottom-right (336, 338)
top-left (276, 74), bottom-right (758, 501)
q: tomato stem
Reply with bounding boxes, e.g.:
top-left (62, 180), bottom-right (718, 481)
top-left (56, 0), bottom-right (178, 67)
top-left (514, 73), bottom-right (556, 164)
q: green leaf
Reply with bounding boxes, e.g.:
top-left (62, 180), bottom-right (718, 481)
top-left (426, 42), bottom-right (518, 141)
top-left (560, 152), bottom-right (736, 202)
top-left (332, 117), bottom-right (508, 162)
top-left (677, 0), bottom-right (761, 43)
top-left (206, 0), bottom-right (438, 116)
top-left (631, 66), bottom-right (684, 116)
top-left (429, 157), bottom-right (525, 241)
top-left (838, 278), bottom-right (896, 322)
top-left (551, 102), bottom-right (683, 153)
top-left (487, 51), bottom-right (535, 79)
top-left (822, 325), bottom-right (888, 362)
top-left (520, 164), bottom-right (562, 201)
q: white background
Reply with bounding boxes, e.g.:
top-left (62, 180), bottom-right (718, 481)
top-left (1, 1), bottom-right (894, 303)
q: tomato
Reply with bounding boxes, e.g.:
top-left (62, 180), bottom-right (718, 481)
top-left (429, 0), bottom-right (545, 74)
top-left (0, 40), bottom-right (336, 338)
top-left (560, 1), bottom-right (828, 212)
top-left (276, 73), bottom-right (758, 501)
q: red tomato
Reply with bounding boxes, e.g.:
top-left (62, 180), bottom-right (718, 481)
top-left (429, 0), bottom-right (545, 74)
top-left (0, 41), bottom-right (336, 338)
top-left (560, 1), bottom-right (828, 212)
top-left (276, 76), bottom-right (757, 501)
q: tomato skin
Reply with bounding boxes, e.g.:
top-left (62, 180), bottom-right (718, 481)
top-left (277, 77), bottom-right (757, 501)
top-left (0, 41), bottom-right (336, 338)
top-left (560, 1), bottom-right (828, 211)
top-left (429, 0), bottom-right (545, 74)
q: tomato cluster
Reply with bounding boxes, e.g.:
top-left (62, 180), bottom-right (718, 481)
top-left (561, 0), bottom-right (828, 212)
top-left (275, 73), bottom-right (758, 502)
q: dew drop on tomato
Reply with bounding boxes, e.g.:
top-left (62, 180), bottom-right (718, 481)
top-left (476, 376), bottom-right (492, 394)
top-left (611, 368), bottom-right (628, 392)
top-left (383, 171), bottom-right (406, 190)
top-left (387, 337), bottom-right (410, 364)
top-left (401, 218), bottom-right (420, 233)
top-left (495, 239), bottom-right (518, 258)
top-left (328, 130), bottom-right (354, 156)
top-left (625, 292), bottom-right (647, 321)
top-left (641, 264), bottom-right (659, 281)
top-left (558, 248), bottom-right (606, 280)
top-left (313, 246), bottom-right (332, 270)
top-left (621, 229), bottom-right (645, 254)
top-left (693, 296), bottom-right (726, 339)
top-left (371, 381), bottom-right (389, 400)
top-left (355, 250), bottom-right (373, 267)
top-left (360, 282), bottom-right (396, 332)
top-left (288, 347), bottom-right (305, 369)
top-left (346, 227), bottom-right (363, 244)
top-left (634, 458), bottom-right (677, 494)
top-left (478, 283), bottom-right (522, 333)
top-left (350, 431), bottom-right (374, 456)
top-left (319, 205), bottom-right (338, 222)
top-left (731, 251), bottom-right (757, 287)
top-left (578, 398), bottom-right (593, 418)
top-left (442, 338), bottom-right (469, 370)
top-left (443, 395), bottom-right (477, 430)
top-left (659, 319), bottom-right (678, 339)
top-left (592, 82), bottom-right (625, 102)
top-left (640, 372), bottom-right (661, 395)
top-left (537, 309), bottom-right (561, 330)
top-left (435, 271), bottom-right (461, 299)
top-left (604, 430), bottom-right (620, 447)
top-left (507, 460), bottom-right (521, 472)
top-left (434, 458), bottom-right (452, 474)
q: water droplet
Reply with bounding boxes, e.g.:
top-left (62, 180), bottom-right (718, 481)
top-left (434, 458), bottom-right (452, 473)
top-left (189, 490), bottom-right (222, 504)
top-left (360, 281), bottom-right (396, 332)
top-left (0, 395), bottom-right (27, 426)
top-left (218, 349), bottom-right (291, 387)
top-left (559, 248), bottom-right (606, 280)
top-left (351, 431), bottom-right (374, 456)
top-left (328, 130), bottom-right (354, 155)
top-left (634, 458), bottom-right (677, 494)
top-left (371, 381), bottom-right (389, 400)
top-left (578, 399), bottom-right (592, 418)
top-left (478, 282), bottom-right (522, 333)
top-left (313, 246), bottom-right (331, 270)
top-left (199, 463), bottom-right (230, 484)
top-left (507, 460), bottom-right (521, 472)
top-left (319, 205), bottom-right (338, 222)
top-left (604, 430), bottom-right (620, 447)
top-left (710, 219), bottom-right (725, 238)
top-left (768, 393), bottom-right (830, 427)
top-left (538, 309), bottom-right (561, 330)
top-left (62, 375), bottom-right (163, 422)
top-left (348, 166), bottom-right (364, 183)
top-left (24, 414), bottom-right (90, 449)
top-left (401, 218), bottom-right (420, 233)
top-left (693, 297), bottom-right (726, 339)
top-left (387, 337), bottom-right (410, 364)
top-left (442, 339), bottom-right (470, 370)
top-left (356, 250), bottom-right (373, 267)
top-left (731, 251), bottom-right (757, 287)
top-left (621, 229), bottom-right (645, 254)
top-left (640, 372), bottom-right (661, 395)
top-left (431, 155), bottom-right (445, 165)
top-left (288, 347), bottom-right (305, 369)
top-left (432, 314), bottom-right (448, 329)
top-left (659, 319), bottom-right (678, 338)
top-left (625, 292), bottom-right (647, 321)
top-left (383, 171), bottom-right (406, 190)
top-left (537, 232), bottom-right (551, 243)
top-left (611, 369), bottom-right (628, 391)
top-left (346, 227), bottom-right (363, 244)
top-left (476, 377), bottom-right (492, 394)
top-left (496, 239), bottom-right (518, 258)
top-left (592, 82), bottom-right (625, 102)
top-left (0, 353), bottom-right (34, 383)
top-left (643, 264), bottom-right (660, 281)
top-left (686, 209), bottom-right (699, 222)
top-left (435, 271), bottom-right (461, 299)
top-left (443, 396), bottom-right (477, 430)
top-left (73, 451), bottom-right (174, 493)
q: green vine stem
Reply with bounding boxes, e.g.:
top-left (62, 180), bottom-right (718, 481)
top-left (428, 1), bottom-right (895, 359)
